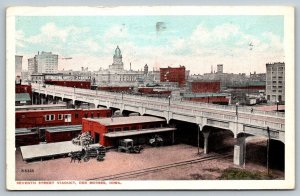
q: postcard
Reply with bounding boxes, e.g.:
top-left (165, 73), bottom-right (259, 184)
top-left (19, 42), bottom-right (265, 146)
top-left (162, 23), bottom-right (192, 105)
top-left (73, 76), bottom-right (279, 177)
top-left (6, 6), bottom-right (295, 190)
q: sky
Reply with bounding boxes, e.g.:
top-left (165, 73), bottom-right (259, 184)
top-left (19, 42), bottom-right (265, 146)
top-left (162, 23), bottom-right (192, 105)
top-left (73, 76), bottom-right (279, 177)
top-left (15, 15), bottom-right (284, 74)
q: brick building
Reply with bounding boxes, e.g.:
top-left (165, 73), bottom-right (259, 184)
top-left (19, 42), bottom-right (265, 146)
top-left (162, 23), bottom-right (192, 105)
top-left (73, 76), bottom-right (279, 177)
top-left (160, 66), bottom-right (186, 87)
top-left (82, 116), bottom-right (175, 147)
top-left (15, 84), bottom-right (32, 106)
top-left (189, 80), bottom-right (221, 93)
top-left (183, 93), bottom-right (230, 105)
top-left (97, 86), bottom-right (132, 92)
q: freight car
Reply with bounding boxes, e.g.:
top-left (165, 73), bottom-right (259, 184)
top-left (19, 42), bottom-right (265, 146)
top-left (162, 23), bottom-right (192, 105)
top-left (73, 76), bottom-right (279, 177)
top-left (16, 108), bottom-right (112, 128)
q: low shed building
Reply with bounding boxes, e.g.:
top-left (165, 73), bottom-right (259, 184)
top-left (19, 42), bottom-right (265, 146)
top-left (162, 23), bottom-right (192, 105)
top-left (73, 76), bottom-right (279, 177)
top-left (82, 116), bottom-right (176, 147)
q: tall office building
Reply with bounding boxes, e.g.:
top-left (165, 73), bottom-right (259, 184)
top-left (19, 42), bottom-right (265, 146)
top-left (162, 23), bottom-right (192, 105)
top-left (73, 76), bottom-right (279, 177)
top-left (266, 62), bottom-right (285, 103)
top-left (15, 55), bottom-right (23, 77)
top-left (28, 57), bottom-right (37, 74)
top-left (35, 51), bottom-right (58, 73)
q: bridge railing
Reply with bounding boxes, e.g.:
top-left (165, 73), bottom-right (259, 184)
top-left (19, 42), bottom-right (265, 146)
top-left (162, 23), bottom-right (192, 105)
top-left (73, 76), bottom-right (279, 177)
top-left (32, 85), bottom-right (285, 118)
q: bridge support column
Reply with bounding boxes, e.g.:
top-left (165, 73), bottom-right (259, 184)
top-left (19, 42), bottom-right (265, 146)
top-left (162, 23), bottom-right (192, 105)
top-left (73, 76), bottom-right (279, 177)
top-left (234, 137), bottom-right (246, 166)
top-left (203, 131), bottom-right (210, 155)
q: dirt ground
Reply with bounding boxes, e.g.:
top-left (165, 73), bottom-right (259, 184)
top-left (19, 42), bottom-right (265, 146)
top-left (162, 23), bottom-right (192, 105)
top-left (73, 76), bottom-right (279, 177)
top-left (15, 144), bottom-right (284, 181)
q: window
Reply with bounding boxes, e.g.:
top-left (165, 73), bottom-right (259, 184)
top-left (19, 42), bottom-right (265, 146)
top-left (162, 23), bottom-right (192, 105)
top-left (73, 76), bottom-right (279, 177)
top-left (58, 114), bottom-right (63, 120)
top-left (45, 114), bottom-right (55, 121)
top-left (123, 127), bottom-right (129, 131)
top-left (75, 113), bottom-right (79, 118)
top-left (107, 128), bottom-right (113, 132)
top-left (64, 114), bottom-right (72, 122)
top-left (115, 128), bottom-right (122, 132)
top-left (91, 112), bottom-right (94, 118)
top-left (84, 113), bottom-right (88, 118)
top-left (97, 113), bottom-right (100, 118)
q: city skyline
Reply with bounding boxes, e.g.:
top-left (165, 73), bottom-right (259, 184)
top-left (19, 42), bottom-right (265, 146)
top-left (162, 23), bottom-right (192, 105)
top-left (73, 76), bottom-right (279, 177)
top-left (16, 15), bottom-right (284, 74)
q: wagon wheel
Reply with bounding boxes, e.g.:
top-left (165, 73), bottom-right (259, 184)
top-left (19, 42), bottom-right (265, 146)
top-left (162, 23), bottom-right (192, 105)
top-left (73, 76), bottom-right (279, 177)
top-left (83, 155), bottom-right (90, 162)
top-left (97, 155), bottom-right (104, 161)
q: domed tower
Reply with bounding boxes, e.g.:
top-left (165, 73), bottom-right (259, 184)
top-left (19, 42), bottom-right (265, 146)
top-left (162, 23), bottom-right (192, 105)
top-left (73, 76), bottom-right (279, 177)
top-left (109, 46), bottom-right (124, 71)
top-left (144, 64), bottom-right (148, 75)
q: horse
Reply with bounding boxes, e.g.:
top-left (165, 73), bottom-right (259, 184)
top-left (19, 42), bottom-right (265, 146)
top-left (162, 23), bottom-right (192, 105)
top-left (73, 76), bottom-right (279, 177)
top-left (68, 151), bottom-right (82, 163)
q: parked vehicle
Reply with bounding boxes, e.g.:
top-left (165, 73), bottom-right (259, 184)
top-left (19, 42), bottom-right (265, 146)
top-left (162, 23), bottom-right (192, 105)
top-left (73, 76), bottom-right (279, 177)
top-left (118, 139), bottom-right (143, 153)
top-left (149, 135), bottom-right (163, 147)
top-left (68, 146), bottom-right (106, 163)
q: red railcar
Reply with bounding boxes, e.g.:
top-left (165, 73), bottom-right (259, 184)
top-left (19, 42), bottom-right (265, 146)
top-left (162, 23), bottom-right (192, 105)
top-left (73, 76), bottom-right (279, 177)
top-left (16, 108), bottom-right (112, 128)
top-left (15, 129), bottom-right (40, 147)
top-left (44, 80), bottom-right (91, 89)
top-left (45, 125), bottom-right (82, 143)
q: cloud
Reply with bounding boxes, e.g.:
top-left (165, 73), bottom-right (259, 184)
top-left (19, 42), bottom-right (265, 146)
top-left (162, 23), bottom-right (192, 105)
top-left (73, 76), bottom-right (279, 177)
top-left (17, 21), bottom-right (284, 75)
top-left (26, 22), bottom-right (89, 44)
top-left (103, 24), bottom-right (128, 41)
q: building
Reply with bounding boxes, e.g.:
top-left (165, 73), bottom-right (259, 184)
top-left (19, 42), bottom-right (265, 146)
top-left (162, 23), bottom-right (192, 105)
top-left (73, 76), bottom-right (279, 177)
top-left (82, 116), bottom-right (175, 146)
top-left (188, 80), bottom-right (221, 93)
top-left (29, 51), bottom-right (58, 74)
top-left (28, 57), bottom-right (37, 75)
top-left (160, 66), bottom-right (186, 87)
top-left (92, 46), bottom-right (144, 86)
top-left (250, 72), bottom-right (266, 82)
top-left (15, 84), bottom-right (32, 106)
top-left (97, 86), bottom-right (133, 92)
top-left (217, 64), bottom-right (223, 74)
top-left (15, 55), bottom-right (23, 77)
top-left (182, 93), bottom-right (230, 105)
top-left (16, 108), bottom-right (112, 128)
top-left (266, 62), bottom-right (285, 103)
top-left (109, 46), bottom-right (124, 72)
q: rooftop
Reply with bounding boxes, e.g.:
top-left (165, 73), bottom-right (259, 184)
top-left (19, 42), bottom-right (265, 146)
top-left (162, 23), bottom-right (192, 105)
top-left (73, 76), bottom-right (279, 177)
top-left (46, 125), bottom-right (82, 133)
top-left (86, 116), bottom-right (165, 126)
top-left (182, 93), bottom-right (230, 98)
top-left (16, 104), bottom-right (66, 110)
top-left (15, 93), bottom-right (31, 102)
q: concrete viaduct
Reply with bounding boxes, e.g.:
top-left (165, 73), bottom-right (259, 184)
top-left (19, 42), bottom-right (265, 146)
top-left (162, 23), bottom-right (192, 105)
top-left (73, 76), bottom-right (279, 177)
top-left (32, 84), bottom-right (285, 166)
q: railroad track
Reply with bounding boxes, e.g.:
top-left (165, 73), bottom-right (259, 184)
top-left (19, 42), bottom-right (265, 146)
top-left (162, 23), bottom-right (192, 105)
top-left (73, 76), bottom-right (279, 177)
top-left (87, 153), bottom-right (232, 181)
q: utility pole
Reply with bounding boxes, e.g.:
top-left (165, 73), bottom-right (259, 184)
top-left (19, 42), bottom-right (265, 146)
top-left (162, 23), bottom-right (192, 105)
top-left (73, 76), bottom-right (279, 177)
top-left (267, 126), bottom-right (270, 175)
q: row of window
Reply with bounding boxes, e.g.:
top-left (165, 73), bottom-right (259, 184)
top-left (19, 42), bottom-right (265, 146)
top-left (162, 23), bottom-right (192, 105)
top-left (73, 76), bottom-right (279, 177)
top-left (45, 114), bottom-right (72, 122)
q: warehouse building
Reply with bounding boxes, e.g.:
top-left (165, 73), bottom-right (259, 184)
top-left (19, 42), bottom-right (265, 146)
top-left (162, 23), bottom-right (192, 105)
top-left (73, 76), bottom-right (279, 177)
top-left (82, 116), bottom-right (176, 147)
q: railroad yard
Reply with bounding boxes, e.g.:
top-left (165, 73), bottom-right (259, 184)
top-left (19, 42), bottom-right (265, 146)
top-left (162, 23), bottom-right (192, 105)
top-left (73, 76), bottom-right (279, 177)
top-left (15, 144), bottom-right (284, 181)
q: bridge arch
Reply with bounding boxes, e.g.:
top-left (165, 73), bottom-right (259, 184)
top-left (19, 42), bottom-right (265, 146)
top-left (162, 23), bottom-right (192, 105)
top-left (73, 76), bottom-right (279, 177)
top-left (201, 125), bottom-right (235, 154)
